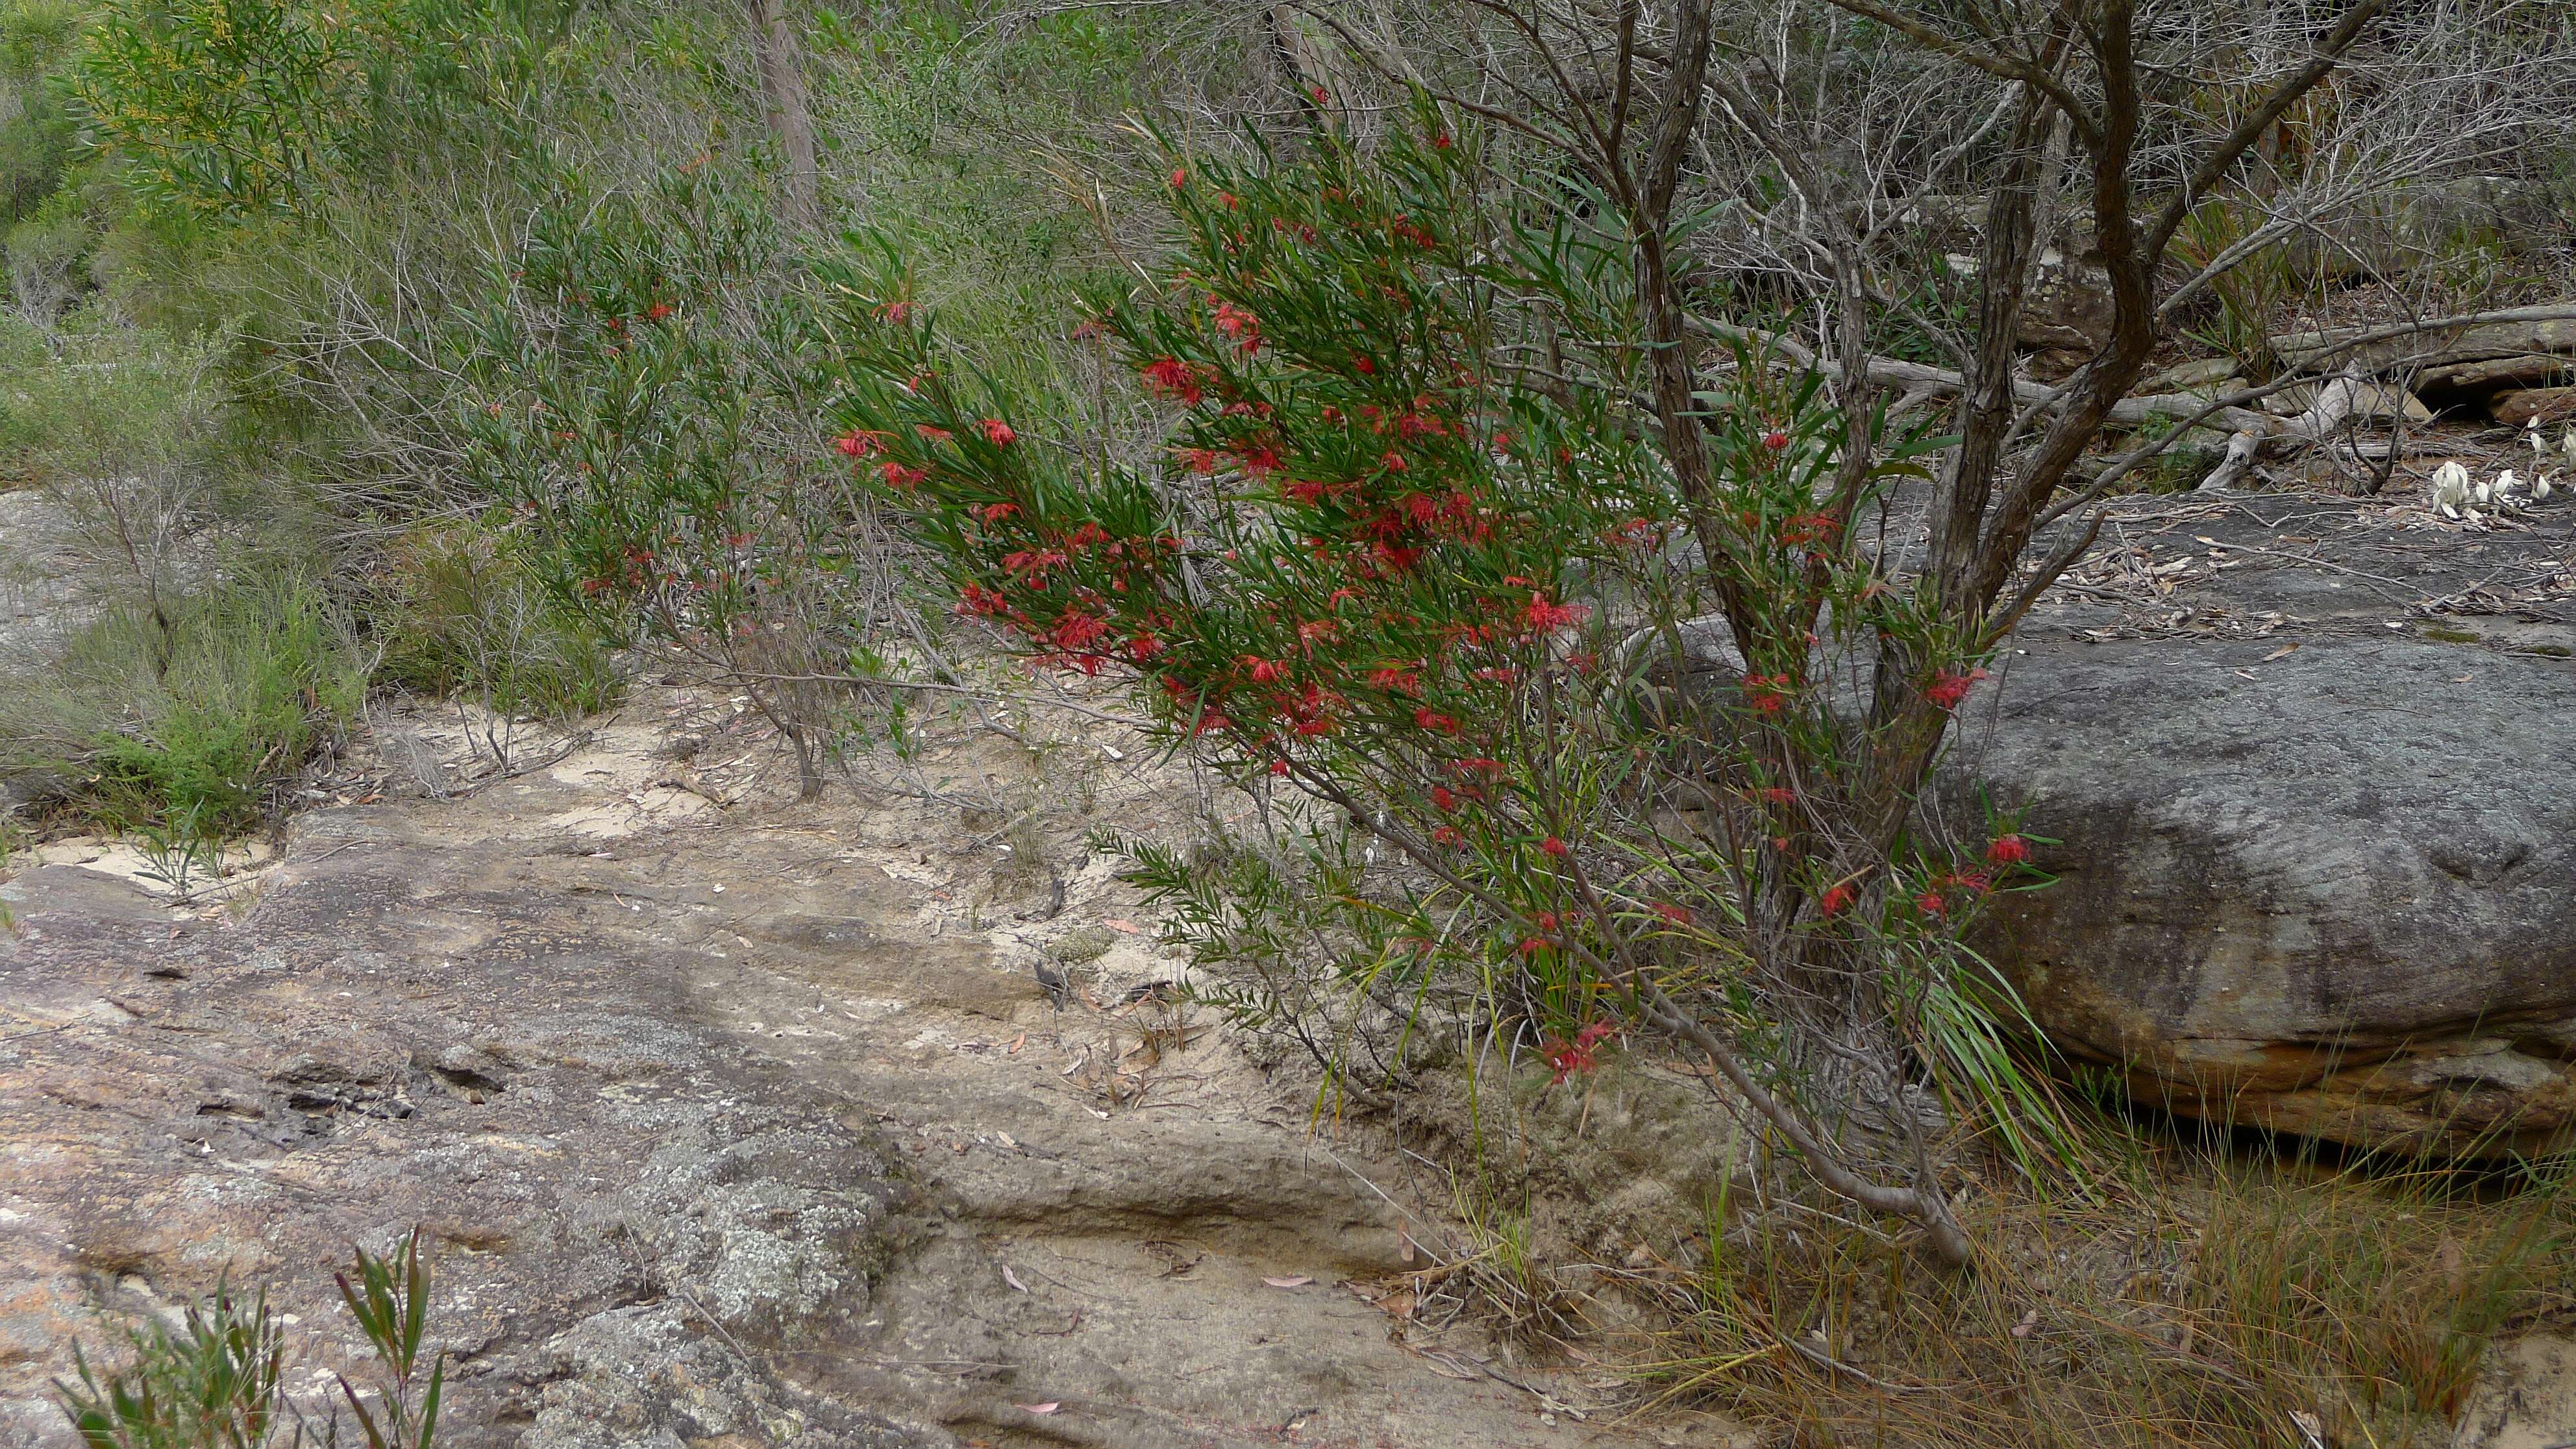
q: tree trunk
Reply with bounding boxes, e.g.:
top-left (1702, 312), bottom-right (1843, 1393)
top-left (747, 0), bottom-right (819, 224)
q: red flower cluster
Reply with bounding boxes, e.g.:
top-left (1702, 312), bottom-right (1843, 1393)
top-left (1542, 1020), bottom-right (1618, 1085)
top-left (1985, 834), bottom-right (2031, 866)
top-left (1141, 356), bottom-right (1206, 406)
top-left (1924, 666), bottom-right (1989, 711)
top-left (1740, 673), bottom-right (1796, 716)
top-left (1522, 593), bottom-right (1587, 634)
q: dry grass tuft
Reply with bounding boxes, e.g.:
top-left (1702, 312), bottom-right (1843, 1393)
top-left (1613, 1119), bottom-right (2573, 1448)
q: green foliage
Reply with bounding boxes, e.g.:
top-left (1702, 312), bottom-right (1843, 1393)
top-left (3, 569), bottom-right (367, 830)
top-left (375, 516), bottom-right (620, 718)
top-left (0, 310), bottom-right (227, 490)
top-left (54, 1228), bottom-right (447, 1449)
top-left (72, 0), bottom-right (353, 217)
top-left (0, 0), bottom-right (84, 220)
top-left (451, 167), bottom-right (821, 627)
top-left (821, 112), bottom-right (2048, 1204)
top-left (328, 1226), bottom-right (443, 1449)
top-left (54, 1283), bottom-right (289, 1449)
top-left (2170, 197), bottom-right (2299, 382)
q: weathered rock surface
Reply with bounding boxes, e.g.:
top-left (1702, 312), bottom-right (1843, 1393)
top-left (2493, 386), bottom-right (2576, 428)
top-left (1968, 490), bottom-right (2576, 1152)
top-left (1, 702), bottom-right (1685, 1447)
top-left (2276, 308), bottom-right (2576, 379)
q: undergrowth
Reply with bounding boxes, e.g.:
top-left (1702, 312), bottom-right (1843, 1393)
top-left (373, 517), bottom-right (621, 721)
top-left (1, 569), bottom-right (367, 831)
top-left (1609, 1120), bottom-right (2573, 1448)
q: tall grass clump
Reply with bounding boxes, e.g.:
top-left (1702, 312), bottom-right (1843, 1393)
top-left (373, 516), bottom-right (620, 720)
top-left (3, 569), bottom-right (366, 830)
top-left (1628, 1121), bottom-right (2573, 1449)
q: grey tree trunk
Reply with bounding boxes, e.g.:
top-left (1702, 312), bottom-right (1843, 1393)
top-left (748, 0), bottom-right (819, 224)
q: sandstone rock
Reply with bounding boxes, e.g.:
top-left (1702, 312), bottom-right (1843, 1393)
top-left (1968, 499), bottom-right (2576, 1152)
top-left (2417, 354), bottom-right (2575, 401)
top-left (2492, 386), bottom-right (2576, 428)
top-left (2260, 377), bottom-right (2431, 425)
top-left (2275, 309), bottom-right (2576, 377)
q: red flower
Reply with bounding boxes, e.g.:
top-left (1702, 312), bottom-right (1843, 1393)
top-left (1818, 883), bottom-right (1853, 916)
top-left (645, 301), bottom-right (675, 320)
top-left (1916, 891), bottom-right (1947, 917)
top-left (1779, 512), bottom-right (1840, 547)
top-left (878, 461), bottom-right (927, 489)
top-left (1213, 301), bottom-right (1260, 351)
top-left (980, 418), bottom-right (1016, 446)
top-left (1126, 633), bottom-right (1162, 660)
top-left (1140, 356), bottom-right (1205, 406)
top-left (1924, 667), bottom-right (1988, 711)
top-left (1269, 759), bottom-right (1290, 775)
top-left (1432, 131), bottom-right (1452, 149)
top-left (1985, 834), bottom-right (2031, 867)
top-left (1432, 826), bottom-right (1463, 848)
top-left (976, 502), bottom-right (1019, 523)
top-left (1522, 593), bottom-right (1588, 633)
top-left (1244, 656), bottom-right (1284, 683)
top-left (835, 430), bottom-right (889, 458)
top-left (1431, 786), bottom-right (1455, 811)
top-left (1540, 836), bottom-right (1568, 858)
top-left (1413, 707), bottom-right (1460, 734)
top-left (915, 423), bottom-right (952, 441)
top-left (1762, 428), bottom-right (1789, 451)
top-left (1542, 1020), bottom-right (1618, 1084)
top-left (873, 300), bottom-right (915, 325)
top-left (1169, 166), bottom-right (1188, 188)
top-left (1176, 447), bottom-right (1219, 475)
top-left (1353, 355), bottom-right (1376, 375)
top-left (1740, 673), bottom-right (1794, 716)
top-left (1048, 609), bottom-right (1110, 653)
top-left (1651, 902), bottom-right (1692, 926)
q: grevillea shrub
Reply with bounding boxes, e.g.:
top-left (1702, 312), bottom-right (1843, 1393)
top-left (819, 110), bottom-right (2055, 1262)
top-left (450, 171), bottom-right (874, 795)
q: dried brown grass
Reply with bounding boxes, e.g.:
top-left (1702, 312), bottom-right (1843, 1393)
top-left (1614, 1118), bottom-right (2574, 1448)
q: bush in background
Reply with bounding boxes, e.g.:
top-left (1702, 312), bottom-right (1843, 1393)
top-left (3, 569), bottom-right (365, 829)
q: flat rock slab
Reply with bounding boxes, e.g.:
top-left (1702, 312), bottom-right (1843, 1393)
top-left (1968, 489), bottom-right (2576, 1151)
top-left (1, 703), bottom-right (1683, 1448)
top-left (0, 810), bottom-right (923, 1448)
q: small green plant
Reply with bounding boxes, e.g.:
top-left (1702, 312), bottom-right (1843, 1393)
top-left (375, 517), bottom-right (621, 719)
top-left (327, 1227), bottom-right (445, 1449)
top-left (3, 569), bottom-right (367, 833)
top-left (53, 1229), bottom-right (445, 1449)
top-left (55, 1282), bottom-right (290, 1449)
top-left (2170, 197), bottom-right (2301, 381)
top-left (133, 802), bottom-right (226, 901)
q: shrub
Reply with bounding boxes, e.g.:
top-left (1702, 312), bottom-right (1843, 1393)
top-left (449, 168), bottom-right (883, 797)
top-left (3, 569), bottom-right (367, 830)
top-left (55, 1227), bottom-right (447, 1449)
top-left (375, 516), bottom-right (621, 719)
top-left (820, 112), bottom-right (2054, 1262)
